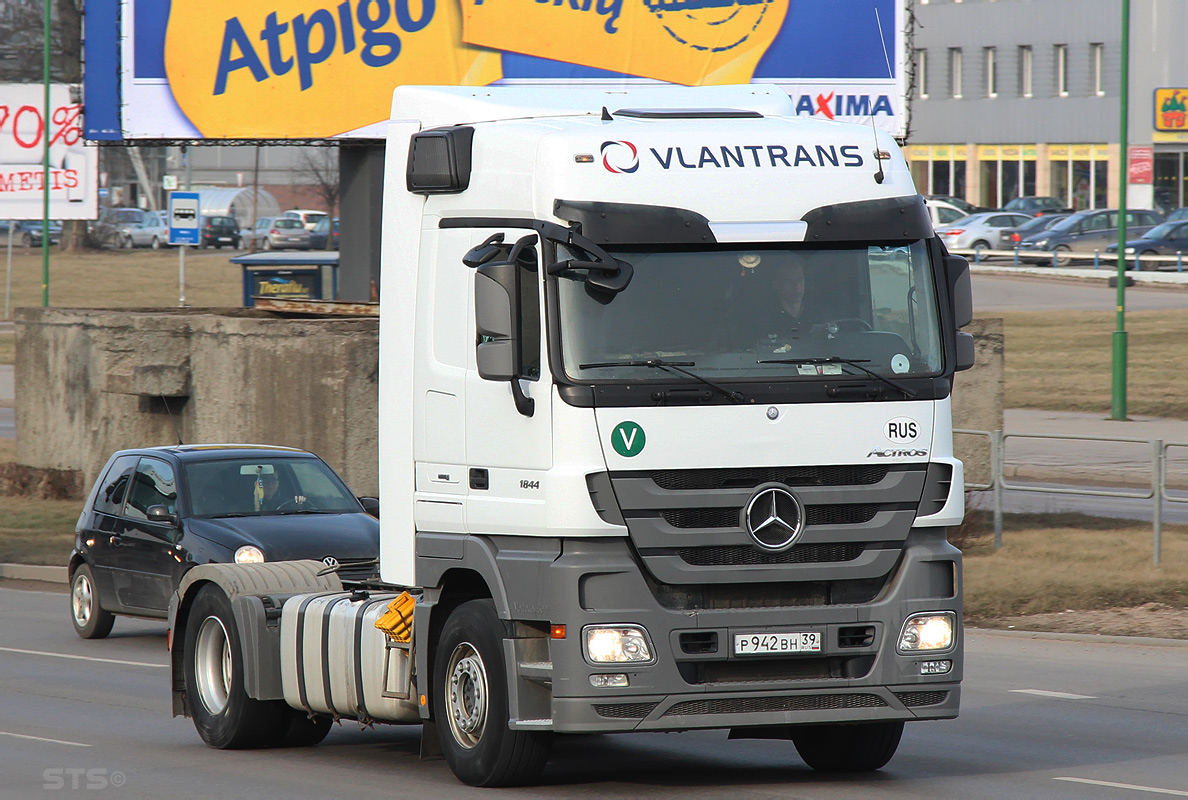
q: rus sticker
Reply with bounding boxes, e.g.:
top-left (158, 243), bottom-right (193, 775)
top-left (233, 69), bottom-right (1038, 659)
top-left (164, 0), bottom-right (503, 138)
top-left (462, 0), bottom-right (789, 86)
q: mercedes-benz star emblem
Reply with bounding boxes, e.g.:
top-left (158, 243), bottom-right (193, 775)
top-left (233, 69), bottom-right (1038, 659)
top-left (744, 486), bottom-right (805, 551)
top-left (322, 556), bottom-right (339, 568)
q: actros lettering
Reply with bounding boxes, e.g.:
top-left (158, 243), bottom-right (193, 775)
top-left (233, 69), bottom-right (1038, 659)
top-left (868, 448), bottom-right (929, 458)
top-left (647, 144), bottom-right (864, 170)
top-left (215, 0), bottom-right (435, 95)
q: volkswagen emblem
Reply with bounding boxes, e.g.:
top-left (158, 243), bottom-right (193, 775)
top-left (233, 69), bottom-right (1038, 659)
top-left (321, 556), bottom-right (339, 568)
top-left (743, 485), bottom-right (804, 552)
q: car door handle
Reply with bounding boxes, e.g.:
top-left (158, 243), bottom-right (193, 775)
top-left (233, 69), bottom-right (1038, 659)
top-left (109, 534), bottom-right (125, 546)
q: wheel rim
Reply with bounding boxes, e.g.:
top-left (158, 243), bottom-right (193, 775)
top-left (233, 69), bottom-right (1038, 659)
top-left (71, 573), bottom-right (93, 627)
top-left (445, 641), bottom-right (488, 749)
top-left (195, 615), bottom-right (233, 715)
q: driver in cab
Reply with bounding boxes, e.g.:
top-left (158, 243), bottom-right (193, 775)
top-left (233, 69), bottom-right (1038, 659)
top-left (733, 254), bottom-right (814, 353)
top-left (256, 470), bottom-right (307, 512)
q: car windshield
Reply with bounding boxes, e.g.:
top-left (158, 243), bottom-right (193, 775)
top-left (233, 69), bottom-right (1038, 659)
top-left (1049, 215), bottom-right (1087, 232)
top-left (275, 219), bottom-right (303, 229)
top-left (113, 210), bottom-right (143, 223)
top-left (1142, 222), bottom-right (1179, 239)
top-left (185, 457), bottom-right (360, 517)
top-left (211, 216), bottom-right (235, 226)
top-left (556, 241), bottom-right (943, 383)
top-left (1018, 215), bottom-right (1062, 232)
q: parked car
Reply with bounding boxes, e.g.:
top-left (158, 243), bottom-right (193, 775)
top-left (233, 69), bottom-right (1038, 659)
top-left (126, 210), bottom-right (172, 249)
top-left (998, 213), bottom-right (1072, 249)
top-left (310, 216), bottom-right (339, 250)
top-left (925, 198), bottom-right (969, 228)
top-left (935, 212), bottom-right (1033, 250)
top-left (1023, 208), bottom-right (1164, 266)
top-left (246, 216), bottom-right (311, 251)
top-left (926, 195), bottom-right (984, 215)
top-left (69, 444), bottom-right (380, 639)
top-left (93, 207), bottom-right (147, 248)
top-left (1167, 207), bottom-right (1188, 223)
top-left (280, 209), bottom-right (328, 231)
top-left (1105, 220), bottom-right (1188, 269)
top-left (0, 219), bottom-right (62, 247)
top-left (1000, 196), bottom-right (1073, 216)
top-left (199, 215), bottom-right (241, 249)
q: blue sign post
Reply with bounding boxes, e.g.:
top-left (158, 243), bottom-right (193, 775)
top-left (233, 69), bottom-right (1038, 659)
top-left (168, 191), bottom-right (201, 245)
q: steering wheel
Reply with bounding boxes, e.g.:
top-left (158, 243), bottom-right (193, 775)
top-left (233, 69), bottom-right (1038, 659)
top-left (277, 497), bottom-right (317, 511)
top-left (823, 318), bottom-right (874, 333)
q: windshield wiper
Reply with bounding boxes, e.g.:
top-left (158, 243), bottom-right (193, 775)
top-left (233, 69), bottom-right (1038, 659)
top-left (579, 358), bottom-right (745, 403)
top-left (758, 356), bottom-right (918, 399)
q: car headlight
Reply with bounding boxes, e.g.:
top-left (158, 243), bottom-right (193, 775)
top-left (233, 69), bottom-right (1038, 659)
top-left (234, 545), bottom-right (265, 564)
top-left (583, 625), bottom-right (654, 664)
top-left (898, 612), bottom-right (956, 653)
top-left (1032, 238), bottom-right (1049, 248)
top-left (1124, 247), bottom-right (1136, 254)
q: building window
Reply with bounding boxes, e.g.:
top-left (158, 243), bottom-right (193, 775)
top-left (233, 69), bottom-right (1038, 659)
top-left (985, 47), bottom-right (997, 98)
top-left (1055, 44), bottom-right (1069, 97)
top-left (1018, 46), bottom-right (1033, 98)
top-left (914, 48), bottom-right (928, 99)
top-left (949, 48), bottom-right (963, 99)
top-left (1091, 43), bottom-right (1105, 96)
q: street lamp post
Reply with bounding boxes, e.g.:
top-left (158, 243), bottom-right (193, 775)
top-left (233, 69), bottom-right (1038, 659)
top-left (1111, 0), bottom-right (1130, 420)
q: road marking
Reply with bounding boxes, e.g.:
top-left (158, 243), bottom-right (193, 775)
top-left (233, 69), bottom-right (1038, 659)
top-left (0, 731), bottom-right (90, 747)
top-left (1010, 688), bottom-right (1096, 700)
top-left (0, 646), bottom-right (168, 669)
top-left (1055, 778), bottom-right (1188, 796)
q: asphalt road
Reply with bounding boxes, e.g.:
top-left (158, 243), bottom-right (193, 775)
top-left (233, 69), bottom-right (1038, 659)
top-left (3, 585), bottom-right (1188, 799)
top-left (972, 271), bottom-right (1188, 312)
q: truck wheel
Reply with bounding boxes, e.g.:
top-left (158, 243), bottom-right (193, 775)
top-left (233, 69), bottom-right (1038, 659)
top-left (70, 563), bottom-right (115, 640)
top-left (275, 709), bottom-right (333, 747)
top-left (432, 599), bottom-right (552, 786)
top-left (184, 585), bottom-right (285, 749)
top-left (791, 721), bottom-right (904, 772)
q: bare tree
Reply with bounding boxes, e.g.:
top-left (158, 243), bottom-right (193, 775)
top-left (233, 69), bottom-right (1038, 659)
top-left (298, 148), bottom-right (340, 218)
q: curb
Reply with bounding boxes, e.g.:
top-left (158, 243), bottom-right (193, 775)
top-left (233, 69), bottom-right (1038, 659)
top-left (967, 626), bottom-right (1188, 648)
top-left (0, 563), bottom-right (68, 584)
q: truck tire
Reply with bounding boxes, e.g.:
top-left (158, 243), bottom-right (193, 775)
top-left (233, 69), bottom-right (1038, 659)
top-left (70, 563), bottom-right (115, 640)
top-left (791, 720), bottom-right (904, 772)
top-left (432, 599), bottom-right (552, 786)
top-left (275, 709), bottom-right (333, 747)
top-left (184, 584), bottom-right (286, 749)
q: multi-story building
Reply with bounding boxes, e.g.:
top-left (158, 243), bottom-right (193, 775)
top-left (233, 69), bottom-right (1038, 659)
top-left (908, 0), bottom-right (1188, 214)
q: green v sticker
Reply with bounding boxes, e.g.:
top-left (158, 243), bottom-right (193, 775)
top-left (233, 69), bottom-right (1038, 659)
top-left (611, 421), bottom-right (646, 457)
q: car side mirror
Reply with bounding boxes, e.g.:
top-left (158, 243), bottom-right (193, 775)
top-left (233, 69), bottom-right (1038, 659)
top-left (146, 504), bottom-right (179, 527)
top-left (944, 253), bottom-right (973, 328)
top-left (358, 496), bottom-right (380, 518)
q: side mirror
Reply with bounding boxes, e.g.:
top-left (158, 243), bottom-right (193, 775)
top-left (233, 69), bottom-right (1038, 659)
top-left (358, 496), bottom-right (380, 518)
top-left (944, 253), bottom-right (973, 328)
top-left (473, 234), bottom-right (537, 417)
top-left (955, 331), bottom-right (976, 372)
top-left (146, 504), bottom-right (179, 527)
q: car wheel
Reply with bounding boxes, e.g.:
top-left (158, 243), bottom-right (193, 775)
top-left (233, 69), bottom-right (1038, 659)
top-left (121, 234), bottom-right (133, 249)
top-left (791, 721), bottom-right (904, 772)
top-left (263, 238), bottom-right (274, 251)
top-left (22, 233), bottom-right (34, 248)
top-left (70, 563), bottom-right (115, 639)
top-left (972, 239), bottom-right (990, 251)
top-left (151, 236), bottom-right (162, 250)
top-left (184, 585), bottom-right (286, 749)
top-left (199, 239), bottom-right (208, 250)
top-left (1053, 245), bottom-right (1073, 267)
top-left (433, 599), bottom-right (552, 786)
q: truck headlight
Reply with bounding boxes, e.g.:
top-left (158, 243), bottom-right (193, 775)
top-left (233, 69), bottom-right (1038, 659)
top-left (898, 612), bottom-right (955, 653)
top-left (234, 545), bottom-right (265, 564)
top-left (583, 625), bottom-right (654, 664)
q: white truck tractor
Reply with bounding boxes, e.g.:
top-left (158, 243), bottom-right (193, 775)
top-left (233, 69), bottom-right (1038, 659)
top-left (168, 85), bottom-right (974, 787)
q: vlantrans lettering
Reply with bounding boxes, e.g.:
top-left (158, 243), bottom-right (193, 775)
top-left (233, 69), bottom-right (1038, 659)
top-left (647, 144), bottom-right (864, 170)
top-left (214, 0), bottom-right (435, 95)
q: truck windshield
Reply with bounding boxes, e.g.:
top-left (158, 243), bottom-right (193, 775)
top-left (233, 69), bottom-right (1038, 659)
top-left (555, 241), bottom-right (943, 383)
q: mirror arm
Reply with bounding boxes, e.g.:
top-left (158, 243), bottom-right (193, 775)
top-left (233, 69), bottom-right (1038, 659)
top-left (511, 378), bottom-right (535, 417)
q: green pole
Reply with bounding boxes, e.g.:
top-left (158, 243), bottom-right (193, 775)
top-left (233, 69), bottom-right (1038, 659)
top-left (1111, 0), bottom-right (1130, 420)
top-left (41, 0), bottom-right (50, 307)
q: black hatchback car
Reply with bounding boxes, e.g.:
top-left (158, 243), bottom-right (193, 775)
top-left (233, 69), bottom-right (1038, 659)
top-left (198, 215), bottom-right (241, 249)
top-left (69, 445), bottom-right (379, 639)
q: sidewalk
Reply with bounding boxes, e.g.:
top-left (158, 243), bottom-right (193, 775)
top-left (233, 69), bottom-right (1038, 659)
top-left (0, 364), bottom-right (12, 409)
top-left (996, 408), bottom-right (1188, 487)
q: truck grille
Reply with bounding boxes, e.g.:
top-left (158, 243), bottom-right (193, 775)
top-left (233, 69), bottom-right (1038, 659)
top-left (593, 702), bottom-right (658, 719)
top-left (895, 690), bottom-right (950, 708)
top-left (663, 694), bottom-right (886, 716)
top-left (607, 464), bottom-right (928, 587)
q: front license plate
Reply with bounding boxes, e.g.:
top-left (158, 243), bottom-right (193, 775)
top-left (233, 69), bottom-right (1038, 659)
top-left (734, 631), bottom-right (821, 656)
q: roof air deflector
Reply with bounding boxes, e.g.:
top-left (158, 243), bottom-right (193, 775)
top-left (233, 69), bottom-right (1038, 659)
top-left (613, 108), bottom-right (764, 120)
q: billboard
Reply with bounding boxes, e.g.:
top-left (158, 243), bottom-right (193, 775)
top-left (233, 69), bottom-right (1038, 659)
top-left (1, 84), bottom-right (98, 220)
top-left (85, 0), bottom-right (907, 141)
